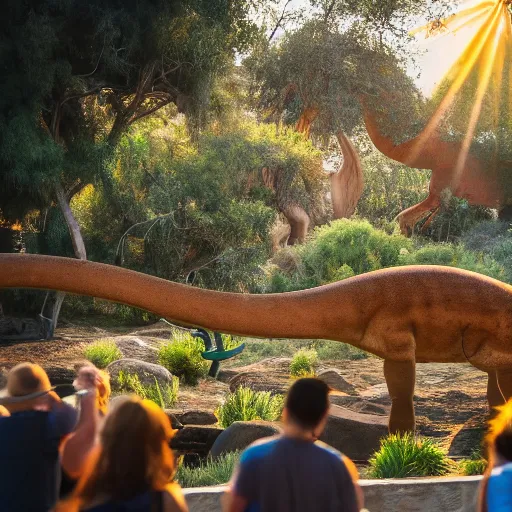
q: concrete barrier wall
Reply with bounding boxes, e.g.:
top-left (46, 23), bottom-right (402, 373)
top-left (183, 476), bottom-right (482, 512)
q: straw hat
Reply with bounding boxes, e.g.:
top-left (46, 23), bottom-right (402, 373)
top-left (0, 363), bottom-right (55, 405)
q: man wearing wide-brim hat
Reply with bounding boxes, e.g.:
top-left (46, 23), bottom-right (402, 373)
top-left (0, 363), bottom-right (97, 512)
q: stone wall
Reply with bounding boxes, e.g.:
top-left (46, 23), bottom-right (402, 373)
top-left (183, 476), bottom-right (482, 512)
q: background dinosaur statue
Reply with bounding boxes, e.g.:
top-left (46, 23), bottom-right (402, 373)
top-left (2, 254), bottom-right (512, 433)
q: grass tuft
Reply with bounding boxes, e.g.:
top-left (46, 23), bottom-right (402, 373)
top-left (175, 452), bottom-right (240, 488)
top-left (367, 432), bottom-right (450, 478)
top-left (290, 349), bottom-right (318, 377)
top-left (216, 386), bottom-right (284, 429)
top-left (83, 339), bottom-right (122, 369)
top-left (117, 370), bottom-right (179, 408)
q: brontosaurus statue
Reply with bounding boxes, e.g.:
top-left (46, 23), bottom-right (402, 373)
top-left (2, 253), bottom-right (512, 433)
top-left (363, 106), bottom-right (504, 234)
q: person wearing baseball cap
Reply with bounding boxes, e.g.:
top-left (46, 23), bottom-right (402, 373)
top-left (0, 363), bottom-right (98, 512)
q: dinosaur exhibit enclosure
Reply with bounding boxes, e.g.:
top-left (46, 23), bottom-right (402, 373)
top-left (3, 0), bottom-right (512, 490)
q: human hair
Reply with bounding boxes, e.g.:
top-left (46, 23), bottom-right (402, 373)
top-left (285, 378), bottom-right (330, 429)
top-left (477, 399), bottom-right (512, 512)
top-left (96, 370), bottom-right (111, 416)
top-left (60, 397), bottom-right (175, 511)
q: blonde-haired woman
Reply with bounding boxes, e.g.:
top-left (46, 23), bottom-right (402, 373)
top-left (478, 399), bottom-right (512, 511)
top-left (57, 396), bottom-right (187, 512)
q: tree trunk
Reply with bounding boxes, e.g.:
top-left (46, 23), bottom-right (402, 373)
top-left (330, 132), bottom-right (364, 219)
top-left (40, 184), bottom-right (88, 338)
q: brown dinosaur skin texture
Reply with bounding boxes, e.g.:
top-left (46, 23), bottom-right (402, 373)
top-left (362, 107), bottom-right (503, 234)
top-left (3, 254), bottom-right (512, 432)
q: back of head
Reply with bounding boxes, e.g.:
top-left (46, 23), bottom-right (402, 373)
top-left (285, 378), bottom-right (330, 430)
top-left (5, 363), bottom-right (52, 412)
top-left (77, 397), bottom-right (175, 504)
top-left (488, 400), bottom-right (512, 463)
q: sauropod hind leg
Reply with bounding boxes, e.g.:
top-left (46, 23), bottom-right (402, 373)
top-left (384, 359), bottom-right (416, 433)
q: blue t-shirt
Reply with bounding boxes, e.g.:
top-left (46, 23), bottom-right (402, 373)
top-left (233, 436), bottom-right (359, 512)
top-left (487, 462), bottom-right (512, 511)
top-left (0, 404), bottom-right (78, 512)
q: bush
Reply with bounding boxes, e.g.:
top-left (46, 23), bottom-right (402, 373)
top-left (458, 458), bottom-right (487, 476)
top-left (216, 386), bottom-right (284, 429)
top-left (367, 432), bottom-right (450, 478)
top-left (158, 334), bottom-right (209, 386)
top-left (313, 341), bottom-right (369, 361)
top-left (117, 371), bottom-right (179, 408)
top-left (290, 349), bottom-right (318, 377)
top-left (175, 452), bottom-right (240, 488)
top-left (83, 339), bottom-right (122, 369)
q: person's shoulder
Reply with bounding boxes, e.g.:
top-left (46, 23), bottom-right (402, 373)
top-left (313, 439), bottom-right (344, 461)
top-left (239, 435), bottom-right (282, 464)
top-left (491, 462), bottom-right (512, 478)
top-left (313, 441), bottom-right (359, 478)
top-left (163, 483), bottom-right (188, 512)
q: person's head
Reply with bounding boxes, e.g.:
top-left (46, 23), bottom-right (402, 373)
top-left (69, 397), bottom-right (175, 507)
top-left (0, 363), bottom-right (56, 413)
top-left (283, 378), bottom-right (331, 439)
top-left (0, 405), bottom-right (10, 417)
top-left (487, 399), bottom-right (512, 466)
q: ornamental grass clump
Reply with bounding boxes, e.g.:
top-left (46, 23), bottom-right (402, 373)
top-left (158, 333), bottom-right (209, 385)
top-left (290, 349), bottom-right (318, 377)
top-left (216, 386), bottom-right (284, 429)
top-left (83, 339), bottom-right (122, 369)
top-left (117, 371), bottom-right (179, 409)
top-left (175, 452), bottom-right (240, 488)
top-left (367, 432), bottom-right (450, 478)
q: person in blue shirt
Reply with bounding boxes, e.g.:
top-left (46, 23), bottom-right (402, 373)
top-left (479, 398), bottom-right (512, 511)
top-left (0, 363), bottom-right (100, 512)
top-left (223, 378), bottom-right (363, 512)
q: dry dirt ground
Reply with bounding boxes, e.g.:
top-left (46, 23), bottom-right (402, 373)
top-left (0, 321), bottom-right (489, 456)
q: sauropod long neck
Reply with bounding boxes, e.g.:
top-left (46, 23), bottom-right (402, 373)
top-left (0, 254), bottom-right (341, 340)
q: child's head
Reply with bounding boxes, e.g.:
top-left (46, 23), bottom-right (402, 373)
top-left (487, 399), bottom-right (512, 464)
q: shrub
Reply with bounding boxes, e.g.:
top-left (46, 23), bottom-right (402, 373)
top-left (290, 349), bottom-right (318, 377)
top-left (313, 341), bottom-right (369, 361)
top-left (216, 386), bottom-right (284, 429)
top-left (175, 452), bottom-right (240, 488)
top-left (367, 432), bottom-right (450, 478)
top-left (158, 334), bottom-right (209, 385)
top-left (458, 458), bottom-right (487, 476)
top-left (117, 371), bottom-right (179, 408)
top-left (83, 339), bottom-right (122, 369)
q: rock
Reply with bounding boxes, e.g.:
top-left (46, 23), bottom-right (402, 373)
top-left (317, 369), bottom-right (357, 395)
top-left (329, 395), bottom-right (390, 416)
top-left (108, 395), bottom-right (132, 410)
top-left (319, 405), bottom-right (388, 461)
top-left (210, 421), bottom-right (282, 458)
top-left (164, 410), bottom-right (184, 430)
top-left (113, 336), bottom-right (159, 363)
top-left (0, 368), bottom-right (7, 389)
top-left (45, 367), bottom-right (76, 385)
top-left (177, 410), bottom-right (218, 426)
top-left (171, 426), bottom-right (223, 457)
top-left (107, 359), bottom-right (173, 389)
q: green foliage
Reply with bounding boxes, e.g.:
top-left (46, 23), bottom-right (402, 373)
top-left (290, 349), bottom-right (318, 377)
top-left (367, 433), bottom-right (450, 478)
top-left (117, 371), bottom-right (179, 409)
top-left (158, 334), bottom-right (209, 386)
top-left (216, 386), bottom-right (284, 429)
top-left (312, 341), bottom-right (369, 361)
top-left (175, 452), bottom-right (240, 488)
top-left (458, 457), bottom-right (487, 476)
top-left (83, 339), bottom-right (122, 369)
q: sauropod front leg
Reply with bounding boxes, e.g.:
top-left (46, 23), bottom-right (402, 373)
top-left (495, 369), bottom-right (512, 405)
top-left (487, 371), bottom-right (504, 410)
top-left (384, 359), bottom-right (416, 433)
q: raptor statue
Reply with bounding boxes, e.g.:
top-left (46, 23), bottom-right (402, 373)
top-left (2, 254), bottom-right (512, 433)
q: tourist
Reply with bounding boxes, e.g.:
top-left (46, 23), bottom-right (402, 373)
top-left (478, 399), bottom-right (512, 511)
top-left (57, 396), bottom-right (188, 512)
top-left (0, 404), bottom-right (10, 416)
top-left (60, 366), bottom-right (111, 498)
top-left (222, 378), bottom-right (363, 512)
top-left (0, 363), bottom-right (98, 512)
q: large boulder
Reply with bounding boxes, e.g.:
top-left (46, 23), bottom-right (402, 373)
top-left (171, 426), bottom-right (223, 457)
top-left (448, 414), bottom-right (486, 457)
top-left (319, 405), bottom-right (388, 461)
top-left (317, 369), bottom-right (357, 395)
top-left (113, 336), bottom-right (159, 364)
top-left (210, 421), bottom-right (282, 458)
top-left (329, 395), bottom-right (390, 416)
top-left (177, 410), bottom-right (218, 426)
top-left (107, 359), bottom-right (173, 389)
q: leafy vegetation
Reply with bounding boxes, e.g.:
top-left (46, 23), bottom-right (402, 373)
top-left (290, 349), bottom-right (318, 377)
top-left (175, 452), bottom-right (240, 488)
top-left (367, 433), bottom-right (451, 478)
top-left (216, 386), bottom-right (284, 428)
top-left (83, 340), bottom-right (122, 369)
top-left (116, 371), bottom-right (179, 409)
top-left (158, 334), bottom-right (209, 386)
